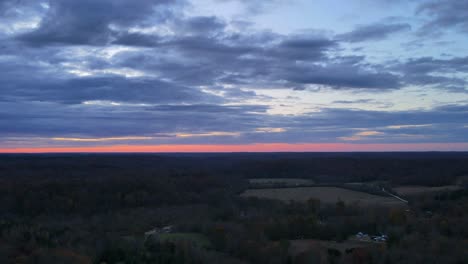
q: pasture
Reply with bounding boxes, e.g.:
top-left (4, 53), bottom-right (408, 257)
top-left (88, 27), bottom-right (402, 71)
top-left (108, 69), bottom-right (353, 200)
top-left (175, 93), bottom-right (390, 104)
top-left (157, 233), bottom-right (212, 249)
top-left (248, 178), bottom-right (314, 187)
top-left (394, 185), bottom-right (461, 196)
top-left (240, 187), bottom-right (405, 206)
top-left (289, 239), bottom-right (382, 256)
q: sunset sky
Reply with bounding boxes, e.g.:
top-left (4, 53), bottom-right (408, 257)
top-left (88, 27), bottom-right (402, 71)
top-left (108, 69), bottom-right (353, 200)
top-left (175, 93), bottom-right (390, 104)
top-left (1, 0), bottom-right (467, 152)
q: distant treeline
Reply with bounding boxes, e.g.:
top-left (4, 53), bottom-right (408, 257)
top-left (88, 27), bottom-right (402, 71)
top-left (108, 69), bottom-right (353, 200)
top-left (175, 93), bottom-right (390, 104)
top-left (1, 153), bottom-right (467, 186)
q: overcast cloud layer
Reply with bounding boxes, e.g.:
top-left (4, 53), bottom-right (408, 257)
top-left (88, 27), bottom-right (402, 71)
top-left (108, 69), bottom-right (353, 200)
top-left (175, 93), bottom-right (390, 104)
top-left (0, 0), bottom-right (467, 150)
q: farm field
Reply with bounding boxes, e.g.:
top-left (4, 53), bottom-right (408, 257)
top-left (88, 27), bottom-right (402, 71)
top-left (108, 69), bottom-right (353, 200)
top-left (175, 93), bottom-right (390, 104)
top-left (394, 185), bottom-right (461, 196)
top-left (289, 239), bottom-right (382, 256)
top-left (157, 233), bottom-right (213, 249)
top-left (240, 187), bottom-right (405, 206)
top-left (248, 178), bottom-right (314, 186)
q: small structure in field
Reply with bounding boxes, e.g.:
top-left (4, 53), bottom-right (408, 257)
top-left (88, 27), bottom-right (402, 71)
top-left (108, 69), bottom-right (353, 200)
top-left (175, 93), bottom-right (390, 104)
top-left (144, 225), bottom-right (174, 237)
top-left (355, 232), bottom-right (387, 243)
top-left (161, 225), bottom-right (173, 233)
top-left (372, 234), bottom-right (388, 242)
top-left (355, 232), bottom-right (370, 241)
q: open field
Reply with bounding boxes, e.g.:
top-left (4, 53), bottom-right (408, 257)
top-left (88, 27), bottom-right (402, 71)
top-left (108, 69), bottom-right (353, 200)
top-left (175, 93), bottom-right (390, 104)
top-left (157, 233), bottom-right (212, 249)
top-left (248, 178), bottom-right (314, 186)
top-left (289, 239), bottom-right (382, 256)
top-left (240, 187), bottom-right (405, 206)
top-left (394, 185), bottom-right (462, 196)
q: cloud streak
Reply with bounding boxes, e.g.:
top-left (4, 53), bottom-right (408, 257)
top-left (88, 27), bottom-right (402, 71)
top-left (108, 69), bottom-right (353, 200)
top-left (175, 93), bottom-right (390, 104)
top-left (338, 22), bottom-right (411, 42)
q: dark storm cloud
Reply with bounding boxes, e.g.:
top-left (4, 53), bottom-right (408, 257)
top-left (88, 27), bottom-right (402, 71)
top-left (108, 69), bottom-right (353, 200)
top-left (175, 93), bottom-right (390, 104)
top-left (338, 22), bottom-right (411, 42)
top-left (113, 34), bottom-right (399, 90)
top-left (112, 15), bottom-right (227, 47)
top-left (7, 0), bottom-right (401, 91)
top-left (0, 0), bottom-right (46, 38)
top-left (177, 16), bottom-right (226, 35)
top-left (221, 87), bottom-right (258, 99)
top-left (168, 36), bottom-right (258, 60)
top-left (279, 63), bottom-right (400, 89)
top-left (302, 105), bottom-right (468, 129)
top-left (111, 32), bottom-right (161, 47)
top-left (417, 0), bottom-right (468, 35)
top-left (17, 0), bottom-right (182, 45)
top-left (287, 105), bottom-right (468, 143)
top-left (0, 49), bottom-right (221, 104)
top-left (400, 56), bottom-right (468, 74)
top-left (0, 0), bottom-right (43, 16)
top-left (268, 37), bottom-right (338, 60)
top-left (332, 99), bottom-right (374, 104)
top-left (108, 16), bottom-right (228, 46)
top-left (395, 56), bottom-right (468, 91)
top-left (0, 100), bottom-right (270, 139)
top-left (148, 104), bottom-right (267, 113)
top-left (1, 75), bottom-right (221, 105)
top-left (215, 0), bottom-right (284, 14)
top-left (2, 96), bottom-right (466, 144)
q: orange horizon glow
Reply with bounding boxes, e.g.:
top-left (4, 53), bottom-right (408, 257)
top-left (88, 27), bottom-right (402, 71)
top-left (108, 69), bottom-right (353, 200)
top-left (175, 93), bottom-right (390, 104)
top-left (1, 143), bottom-right (468, 153)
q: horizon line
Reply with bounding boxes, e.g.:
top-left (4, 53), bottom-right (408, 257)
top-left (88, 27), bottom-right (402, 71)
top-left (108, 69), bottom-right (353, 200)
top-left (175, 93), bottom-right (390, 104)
top-left (1, 143), bottom-right (468, 153)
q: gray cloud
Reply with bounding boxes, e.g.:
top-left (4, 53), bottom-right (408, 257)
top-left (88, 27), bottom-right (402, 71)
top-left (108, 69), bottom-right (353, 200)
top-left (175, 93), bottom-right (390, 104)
top-left (395, 56), bottom-right (468, 91)
top-left (417, 0), bottom-right (468, 35)
top-left (271, 37), bottom-right (338, 60)
top-left (332, 99), bottom-right (374, 104)
top-left (338, 22), bottom-right (411, 42)
top-left (279, 62), bottom-right (400, 89)
top-left (214, 0), bottom-right (285, 14)
top-left (1, 75), bottom-right (221, 105)
top-left (177, 16), bottom-right (226, 35)
top-left (1, 98), bottom-right (466, 145)
top-left (8, 1), bottom-right (404, 91)
top-left (17, 0), bottom-right (182, 45)
top-left (0, 0), bottom-right (44, 17)
top-left (112, 34), bottom-right (399, 90)
top-left (111, 32), bottom-right (161, 47)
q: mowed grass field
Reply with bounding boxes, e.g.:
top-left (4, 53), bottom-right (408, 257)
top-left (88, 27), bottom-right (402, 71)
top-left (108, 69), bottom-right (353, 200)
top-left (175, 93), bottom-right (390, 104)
top-left (248, 178), bottom-right (314, 186)
top-left (289, 239), bottom-right (382, 256)
top-left (157, 233), bottom-right (213, 249)
top-left (241, 187), bottom-right (405, 207)
top-left (394, 185), bottom-right (461, 196)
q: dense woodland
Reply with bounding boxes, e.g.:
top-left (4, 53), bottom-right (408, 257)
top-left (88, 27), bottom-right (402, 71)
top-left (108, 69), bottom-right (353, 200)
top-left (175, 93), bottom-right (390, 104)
top-left (0, 153), bottom-right (467, 263)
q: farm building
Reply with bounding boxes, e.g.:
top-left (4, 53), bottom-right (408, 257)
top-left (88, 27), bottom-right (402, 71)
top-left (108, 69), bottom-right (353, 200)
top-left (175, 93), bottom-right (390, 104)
top-left (144, 225), bottom-right (174, 237)
top-left (355, 232), bottom-right (387, 242)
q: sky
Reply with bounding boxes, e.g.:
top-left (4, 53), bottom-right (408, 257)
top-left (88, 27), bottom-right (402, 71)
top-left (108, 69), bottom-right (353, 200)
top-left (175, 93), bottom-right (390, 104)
top-left (0, 0), bottom-right (467, 152)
